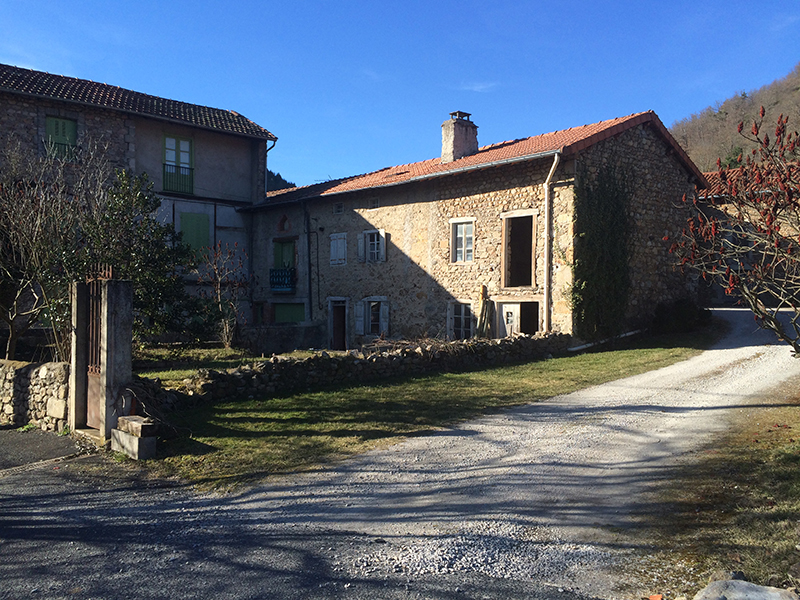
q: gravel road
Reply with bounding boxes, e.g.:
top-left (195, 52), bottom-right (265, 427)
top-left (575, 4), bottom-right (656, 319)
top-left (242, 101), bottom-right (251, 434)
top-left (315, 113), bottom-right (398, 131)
top-left (2, 308), bottom-right (799, 600)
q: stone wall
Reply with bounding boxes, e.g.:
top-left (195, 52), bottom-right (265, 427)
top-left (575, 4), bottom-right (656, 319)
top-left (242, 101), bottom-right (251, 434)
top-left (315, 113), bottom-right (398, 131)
top-left (176, 332), bottom-right (571, 405)
top-left (0, 361), bottom-right (70, 432)
top-left (0, 90), bottom-right (134, 169)
top-left (577, 123), bottom-right (699, 329)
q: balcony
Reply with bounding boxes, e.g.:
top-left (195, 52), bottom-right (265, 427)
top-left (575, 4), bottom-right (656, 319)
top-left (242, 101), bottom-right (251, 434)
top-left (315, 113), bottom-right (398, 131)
top-left (270, 267), bottom-right (297, 293)
top-left (163, 163), bottom-right (194, 194)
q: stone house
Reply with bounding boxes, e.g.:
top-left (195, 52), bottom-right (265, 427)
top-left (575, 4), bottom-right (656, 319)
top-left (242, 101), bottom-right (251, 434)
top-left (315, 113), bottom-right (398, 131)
top-left (245, 111), bottom-right (706, 353)
top-left (0, 63), bottom-right (277, 277)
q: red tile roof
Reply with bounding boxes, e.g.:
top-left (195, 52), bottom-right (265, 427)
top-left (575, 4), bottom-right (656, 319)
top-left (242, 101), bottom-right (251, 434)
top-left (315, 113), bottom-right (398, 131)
top-left (262, 110), bottom-right (704, 204)
top-left (0, 63), bottom-right (276, 141)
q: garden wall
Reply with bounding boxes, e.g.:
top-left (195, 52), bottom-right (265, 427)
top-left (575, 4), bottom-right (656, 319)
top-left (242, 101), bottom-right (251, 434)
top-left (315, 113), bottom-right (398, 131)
top-left (0, 360), bottom-right (70, 432)
top-left (173, 332), bottom-right (572, 406)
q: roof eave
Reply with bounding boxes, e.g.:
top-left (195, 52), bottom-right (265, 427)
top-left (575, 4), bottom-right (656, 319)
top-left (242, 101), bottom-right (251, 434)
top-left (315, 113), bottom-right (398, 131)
top-left (0, 87), bottom-right (278, 142)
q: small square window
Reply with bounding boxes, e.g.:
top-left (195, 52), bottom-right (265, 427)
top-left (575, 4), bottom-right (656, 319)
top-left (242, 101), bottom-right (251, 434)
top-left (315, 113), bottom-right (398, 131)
top-left (333, 202), bottom-right (344, 214)
top-left (368, 198), bottom-right (380, 209)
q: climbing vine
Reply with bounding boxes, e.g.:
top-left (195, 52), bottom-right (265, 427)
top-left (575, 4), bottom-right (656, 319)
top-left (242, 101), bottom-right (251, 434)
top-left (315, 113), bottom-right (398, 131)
top-left (570, 163), bottom-right (632, 341)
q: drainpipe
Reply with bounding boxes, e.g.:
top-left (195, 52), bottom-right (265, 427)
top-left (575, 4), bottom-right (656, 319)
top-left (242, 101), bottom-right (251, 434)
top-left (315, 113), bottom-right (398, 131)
top-left (304, 200), bottom-right (313, 321)
top-left (543, 152), bottom-right (561, 332)
top-left (264, 139), bottom-right (276, 195)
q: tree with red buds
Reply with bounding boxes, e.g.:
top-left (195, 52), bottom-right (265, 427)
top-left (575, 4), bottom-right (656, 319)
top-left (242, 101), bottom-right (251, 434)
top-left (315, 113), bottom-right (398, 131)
top-left (673, 109), bottom-right (800, 355)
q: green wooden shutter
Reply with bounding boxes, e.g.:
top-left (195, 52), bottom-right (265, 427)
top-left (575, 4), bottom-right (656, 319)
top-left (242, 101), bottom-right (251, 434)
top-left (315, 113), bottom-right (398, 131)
top-left (180, 212), bottom-right (210, 251)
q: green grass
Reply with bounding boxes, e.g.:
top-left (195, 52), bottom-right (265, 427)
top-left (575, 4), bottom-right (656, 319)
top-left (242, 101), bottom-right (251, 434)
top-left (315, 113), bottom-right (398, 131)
top-left (147, 326), bottom-right (719, 490)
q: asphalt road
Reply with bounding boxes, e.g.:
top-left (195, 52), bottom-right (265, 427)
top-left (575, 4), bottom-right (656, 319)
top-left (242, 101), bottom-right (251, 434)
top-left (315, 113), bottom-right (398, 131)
top-left (1, 309), bottom-right (798, 600)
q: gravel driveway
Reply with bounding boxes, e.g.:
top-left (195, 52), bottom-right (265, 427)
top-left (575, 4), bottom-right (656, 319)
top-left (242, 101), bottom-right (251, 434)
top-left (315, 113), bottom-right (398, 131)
top-left (2, 308), bottom-right (799, 600)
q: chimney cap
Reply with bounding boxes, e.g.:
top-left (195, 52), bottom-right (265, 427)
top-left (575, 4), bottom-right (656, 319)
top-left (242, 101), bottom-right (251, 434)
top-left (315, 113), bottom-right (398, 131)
top-left (449, 111), bottom-right (472, 121)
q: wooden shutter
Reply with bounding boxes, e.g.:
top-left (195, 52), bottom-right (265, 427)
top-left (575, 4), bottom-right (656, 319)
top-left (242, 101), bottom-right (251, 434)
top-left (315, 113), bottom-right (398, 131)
top-left (357, 232), bottom-right (365, 262)
top-left (354, 301), bottom-right (365, 335)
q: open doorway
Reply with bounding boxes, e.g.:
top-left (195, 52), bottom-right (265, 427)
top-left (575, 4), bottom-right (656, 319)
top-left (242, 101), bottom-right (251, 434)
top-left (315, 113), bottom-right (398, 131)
top-left (497, 301), bottom-right (540, 337)
top-left (504, 215), bottom-right (534, 287)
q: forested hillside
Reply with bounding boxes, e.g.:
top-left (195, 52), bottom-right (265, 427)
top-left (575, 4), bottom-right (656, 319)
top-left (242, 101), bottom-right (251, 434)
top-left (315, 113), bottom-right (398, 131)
top-left (669, 62), bottom-right (800, 172)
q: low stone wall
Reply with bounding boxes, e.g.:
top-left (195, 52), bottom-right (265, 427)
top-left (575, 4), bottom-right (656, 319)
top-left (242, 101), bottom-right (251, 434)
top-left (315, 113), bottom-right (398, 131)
top-left (0, 360), bottom-right (70, 432)
top-left (175, 333), bottom-right (571, 405)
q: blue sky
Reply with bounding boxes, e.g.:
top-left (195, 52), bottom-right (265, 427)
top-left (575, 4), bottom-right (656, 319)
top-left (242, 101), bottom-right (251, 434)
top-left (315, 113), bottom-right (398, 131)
top-left (2, 1), bottom-right (798, 187)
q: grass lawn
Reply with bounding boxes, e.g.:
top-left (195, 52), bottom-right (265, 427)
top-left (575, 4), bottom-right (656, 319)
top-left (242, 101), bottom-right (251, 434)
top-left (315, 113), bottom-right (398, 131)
top-left (141, 326), bottom-right (718, 490)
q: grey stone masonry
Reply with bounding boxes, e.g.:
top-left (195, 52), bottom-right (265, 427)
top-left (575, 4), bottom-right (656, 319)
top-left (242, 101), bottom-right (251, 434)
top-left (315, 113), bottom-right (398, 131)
top-left (0, 360), bottom-right (70, 432)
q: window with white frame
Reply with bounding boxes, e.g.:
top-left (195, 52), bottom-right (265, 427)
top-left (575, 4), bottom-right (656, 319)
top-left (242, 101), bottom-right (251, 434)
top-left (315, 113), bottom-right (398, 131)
top-left (449, 302), bottom-right (474, 340)
top-left (330, 232), bottom-right (347, 265)
top-left (450, 218), bottom-right (475, 263)
top-left (357, 229), bottom-right (386, 263)
top-left (354, 296), bottom-right (389, 337)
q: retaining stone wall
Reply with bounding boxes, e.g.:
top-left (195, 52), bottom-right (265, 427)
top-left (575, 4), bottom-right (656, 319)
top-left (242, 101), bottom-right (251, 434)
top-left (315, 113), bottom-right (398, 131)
top-left (0, 361), bottom-right (70, 432)
top-left (173, 332), bottom-right (571, 406)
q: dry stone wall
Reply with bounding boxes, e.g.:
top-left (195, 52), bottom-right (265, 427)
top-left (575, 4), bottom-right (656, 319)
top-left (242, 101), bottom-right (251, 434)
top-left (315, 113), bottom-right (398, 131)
top-left (0, 361), bottom-right (70, 432)
top-left (176, 332), bottom-right (571, 405)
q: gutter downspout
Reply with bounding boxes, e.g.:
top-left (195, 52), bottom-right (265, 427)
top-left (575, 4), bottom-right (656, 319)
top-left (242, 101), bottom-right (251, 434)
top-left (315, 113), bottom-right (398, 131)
top-left (543, 152), bottom-right (561, 332)
top-left (265, 139), bottom-right (277, 195)
top-left (304, 200), bottom-right (313, 321)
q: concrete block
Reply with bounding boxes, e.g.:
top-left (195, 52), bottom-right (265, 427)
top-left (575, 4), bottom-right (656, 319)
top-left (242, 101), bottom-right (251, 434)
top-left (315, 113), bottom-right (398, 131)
top-left (116, 415), bottom-right (157, 437)
top-left (111, 428), bottom-right (156, 460)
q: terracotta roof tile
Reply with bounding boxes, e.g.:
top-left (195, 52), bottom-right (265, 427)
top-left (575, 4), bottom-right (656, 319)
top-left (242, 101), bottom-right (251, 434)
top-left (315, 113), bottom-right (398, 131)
top-left (264, 111), bottom-right (704, 204)
top-left (0, 63), bottom-right (276, 141)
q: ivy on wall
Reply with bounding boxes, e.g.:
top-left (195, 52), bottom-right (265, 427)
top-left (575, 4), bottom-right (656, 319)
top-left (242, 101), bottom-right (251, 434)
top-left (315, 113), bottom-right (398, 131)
top-left (570, 163), bottom-right (632, 341)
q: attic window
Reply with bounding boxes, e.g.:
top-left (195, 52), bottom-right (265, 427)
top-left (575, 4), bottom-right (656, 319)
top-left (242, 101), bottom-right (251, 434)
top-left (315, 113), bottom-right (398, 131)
top-left (333, 202), bottom-right (344, 214)
top-left (278, 215), bottom-right (291, 232)
top-left (368, 198), bottom-right (380, 210)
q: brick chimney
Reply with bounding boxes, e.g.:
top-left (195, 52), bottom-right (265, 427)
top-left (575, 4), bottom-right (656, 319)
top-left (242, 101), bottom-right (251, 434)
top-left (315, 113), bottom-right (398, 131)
top-left (441, 111), bottom-right (478, 163)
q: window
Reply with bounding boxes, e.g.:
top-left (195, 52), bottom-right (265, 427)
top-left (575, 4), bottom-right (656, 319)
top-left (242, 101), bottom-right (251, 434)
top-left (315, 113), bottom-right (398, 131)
top-left (450, 219), bottom-right (474, 262)
top-left (274, 303), bottom-right (305, 323)
top-left (333, 202), bottom-right (344, 214)
top-left (271, 239), bottom-right (297, 293)
top-left (354, 297), bottom-right (389, 337)
top-left (180, 212), bottom-right (210, 252)
top-left (357, 229), bottom-right (386, 263)
top-left (45, 116), bottom-right (77, 159)
top-left (450, 302), bottom-right (474, 340)
top-left (368, 197), bottom-right (380, 209)
top-left (501, 211), bottom-right (537, 288)
top-left (163, 136), bottom-right (193, 194)
top-left (330, 233), bottom-right (347, 265)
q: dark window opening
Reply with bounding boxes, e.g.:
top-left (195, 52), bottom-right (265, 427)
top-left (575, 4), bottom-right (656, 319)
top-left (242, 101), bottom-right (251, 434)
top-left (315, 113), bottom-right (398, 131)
top-left (506, 216), bottom-right (533, 287)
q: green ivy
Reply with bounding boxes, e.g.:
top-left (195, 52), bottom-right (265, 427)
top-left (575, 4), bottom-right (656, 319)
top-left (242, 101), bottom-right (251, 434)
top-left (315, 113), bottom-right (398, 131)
top-left (570, 163), bottom-right (631, 341)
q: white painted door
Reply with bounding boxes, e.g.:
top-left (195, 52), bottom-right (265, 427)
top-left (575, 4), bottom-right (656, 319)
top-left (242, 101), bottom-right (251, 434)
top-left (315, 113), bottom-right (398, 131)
top-left (498, 303), bottom-right (520, 337)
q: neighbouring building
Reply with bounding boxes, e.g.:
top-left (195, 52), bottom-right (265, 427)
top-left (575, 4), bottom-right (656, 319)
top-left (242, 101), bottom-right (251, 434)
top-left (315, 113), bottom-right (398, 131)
top-left (244, 110), bottom-right (706, 354)
top-left (0, 63), bottom-right (277, 281)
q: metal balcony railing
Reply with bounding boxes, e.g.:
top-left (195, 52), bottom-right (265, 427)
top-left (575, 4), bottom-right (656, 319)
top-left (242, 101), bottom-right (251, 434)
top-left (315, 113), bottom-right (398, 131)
top-left (269, 267), bottom-right (297, 293)
top-left (163, 163), bottom-right (194, 194)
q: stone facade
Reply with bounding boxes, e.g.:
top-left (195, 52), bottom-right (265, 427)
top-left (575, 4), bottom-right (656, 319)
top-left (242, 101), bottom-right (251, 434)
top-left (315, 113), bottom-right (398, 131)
top-left (247, 120), bottom-right (699, 355)
top-left (0, 360), bottom-right (70, 432)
